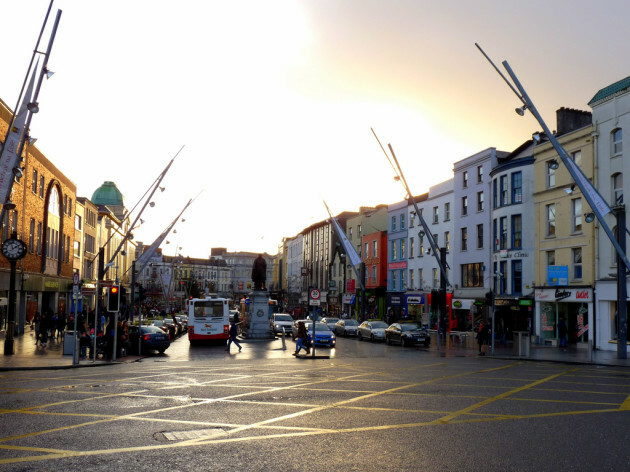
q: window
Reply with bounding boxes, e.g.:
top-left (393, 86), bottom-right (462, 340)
top-left (500, 175), bottom-right (508, 206)
top-left (477, 224), bottom-right (484, 249)
top-left (409, 269), bottom-right (415, 290)
top-left (571, 150), bottom-right (582, 168)
top-left (461, 227), bottom-right (468, 251)
top-left (613, 173), bottom-right (623, 205)
top-left (75, 215), bottom-right (82, 230)
top-left (461, 196), bottom-right (468, 216)
top-left (433, 206), bottom-right (439, 224)
top-left (572, 198), bottom-right (582, 233)
top-left (400, 214), bottom-right (405, 229)
top-left (499, 261), bottom-right (507, 295)
top-left (419, 268), bottom-right (424, 288)
top-left (463, 171), bottom-right (468, 188)
top-left (493, 179), bottom-right (498, 208)
top-left (32, 169), bottom-right (38, 194)
top-left (547, 250), bottom-right (556, 267)
top-left (39, 175), bottom-right (44, 198)
top-left (63, 195), bottom-right (68, 215)
top-left (390, 271), bottom-right (397, 290)
top-left (400, 269), bottom-right (406, 290)
top-left (364, 242), bottom-right (369, 257)
top-left (477, 191), bottom-right (484, 212)
top-left (512, 260), bottom-right (522, 294)
top-left (461, 262), bottom-right (483, 287)
top-left (546, 161), bottom-right (556, 188)
top-left (612, 128), bottom-right (622, 154)
top-left (493, 219), bottom-right (498, 251)
top-left (546, 204), bottom-right (556, 237)
top-left (511, 171), bottom-right (522, 203)
top-left (477, 165), bottom-right (483, 183)
top-left (444, 202), bottom-right (450, 221)
top-left (512, 215), bottom-right (522, 249)
top-left (500, 216), bottom-right (507, 249)
top-left (444, 231), bottom-right (450, 252)
top-left (74, 240), bottom-right (81, 258)
top-left (371, 265), bottom-right (377, 283)
top-left (432, 268), bottom-right (439, 288)
top-left (410, 212), bottom-right (415, 227)
top-left (29, 218), bottom-right (35, 252)
top-left (36, 222), bottom-right (42, 255)
top-left (349, 227), bottom-right (353, 240)
top-left (400, 239), bottom-right (406, 259)
top-left (391, 216), bottom-right (396, 231)
top-left (391, 240), bottom-right (397, 260)
top-left (68, 198), bottom-right (72, 217)
top-left (372, 240), bottom-right (377, 257)
top-left (410, 237), bottom-right (415, 257)
top-left (419, 236), bottom-right (425, 257)
top-left (572, 247), bottom-right (583, 280)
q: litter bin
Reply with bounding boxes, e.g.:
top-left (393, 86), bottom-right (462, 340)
top-left (63, 331), bottom-right (75, 356)
top-left (513, 331), bottom-right (530, 357)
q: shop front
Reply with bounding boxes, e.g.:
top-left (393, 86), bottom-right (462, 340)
top-left (386, 292), bottom-right (404, 322)
top-left (535, 287), bottom-right (593, 348)
top-left (451, 298), bottom-right (478, 332)
top-left (405, 294), bottom-right (426, 325)
top-left (493, 297), bottom-right (533, 342)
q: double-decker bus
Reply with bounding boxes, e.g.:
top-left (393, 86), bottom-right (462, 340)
top-left (188, 297), bottom-right (230, 343)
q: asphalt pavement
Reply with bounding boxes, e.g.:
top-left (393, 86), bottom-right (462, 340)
top-left (2, 327), bottom-right (630, 370)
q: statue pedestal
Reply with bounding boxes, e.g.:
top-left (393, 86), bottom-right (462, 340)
top-left (246, 290), bottom-right (273, 338)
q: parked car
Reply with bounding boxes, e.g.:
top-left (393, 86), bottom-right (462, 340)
top-left (334, 319), bottom-right (359, 337)
top-left (150, 319), bottom-right (168, 333)
top-left (128, 325), bottom-right (171, 354)
top-left (357, 320), bottom-right (388, 341)
top-left (321, 317), bottom-right (340, 330)
top-left (176, 315), bottom-right (188, 333)
top-left (385, 323), bottom-right (430, 347)
top-left (291, 321), bottom-right (336, 347)
top-left (270, 313), bottom-right (294, 335)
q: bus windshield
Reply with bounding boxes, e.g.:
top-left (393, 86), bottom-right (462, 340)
top-left (193, 300), bottom-right (226, 319)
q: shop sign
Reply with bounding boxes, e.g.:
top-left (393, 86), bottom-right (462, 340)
top-left (535, 288), bottom-right (592, 302)
top-left (577, 313), bottom-right (588, 337)
top-left (519, 299), bottom-right (533, 306)
top-left (346, 279), bottom-right (356, 293)
top-left (44, 280), bottom-right (59, 289)
top-left (391, 296), bottom-right (401, 305)
top-left (388, 261), bottom-right (407, 270)
top-left (494, 299), bottom-right (513, 306)
top-left (342, 294), bottom-right (354, 304)
top-left (547, 265), bottom-right (569, 286)
top-left (451, 299), bottom-right (472, 310)
top-left (368, 296), bottom-right (376, 303)
top-left (407, 295), bottom-right (424, 305)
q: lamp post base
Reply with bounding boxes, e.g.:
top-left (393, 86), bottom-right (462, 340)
top-left (3, 338), bottom-right (14, 355)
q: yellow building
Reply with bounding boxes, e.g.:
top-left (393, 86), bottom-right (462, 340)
top-left (533, 108), bottom-right (594, 347)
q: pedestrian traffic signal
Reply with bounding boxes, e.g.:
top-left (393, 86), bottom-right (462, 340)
top-left (107, 285), bottom-right (120, 312)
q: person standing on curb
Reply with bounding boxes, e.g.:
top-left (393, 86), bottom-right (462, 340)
top-left (225, 320), bottom-right (242, 352)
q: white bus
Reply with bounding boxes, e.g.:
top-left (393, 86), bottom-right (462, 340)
top-left (188, 297), bottom-right (230, 343)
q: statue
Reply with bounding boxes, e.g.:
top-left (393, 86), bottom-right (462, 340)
top-left (251, 254), bottom-right (267, 291)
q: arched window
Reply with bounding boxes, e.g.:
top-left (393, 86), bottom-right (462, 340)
top-left (612, 173), bottom-right (623, 205)
top-left (612, 128), bottom-right (623, 155)
top-left (48, 187), bottom-right (60, 216)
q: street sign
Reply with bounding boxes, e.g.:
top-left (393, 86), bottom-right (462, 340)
top-left (309, 289), bottom-right (320, 300)
top-left (73, 272), bottom-right (79, 286)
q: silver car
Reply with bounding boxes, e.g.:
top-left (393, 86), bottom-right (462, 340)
top-left (321, 317), bottom-right (340, 330)
top-left (357, 321), bottom-right (388, 342)
top-left (270, 313), bottom-right (294, 335)
top-left (334, 319), bottom-right (359, 337)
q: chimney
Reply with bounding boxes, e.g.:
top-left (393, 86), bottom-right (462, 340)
top-left (556, 107), bottom-right (592, 136)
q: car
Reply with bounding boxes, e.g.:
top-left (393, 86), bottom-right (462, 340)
top-left (270, 313), bottom-right (294, 335)
top-left (385, 323), bottom-right (430, 347)
top-left (333, 319), bottom-right (359, 337)
top-left (150, 319), bottom-right (168, 333)
top-left (357, 320), bottom-right (388, 342)
top-left (128, 325), bottom-right (171, 354)
top-left (291, 321), bottom-right (336, 347)
top-left (176, 315), bottom-right (188, 333)
top-left (321, 317), bottom-right (340, 330)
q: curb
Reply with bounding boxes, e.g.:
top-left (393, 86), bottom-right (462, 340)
top-left (0, 356), bottom-right (145, 372)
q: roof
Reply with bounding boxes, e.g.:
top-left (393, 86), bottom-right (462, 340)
top-left (91, 181), bottom-right (125, 206)
top-left (588, 76), bottom-right (630, 106)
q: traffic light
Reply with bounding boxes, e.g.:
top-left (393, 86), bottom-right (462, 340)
top-left (107, 285), bottom-right (120, 312)
top-left (485, 291), bottom-right (493, 306)
top-left (431, 289), bottom-right (440, 311)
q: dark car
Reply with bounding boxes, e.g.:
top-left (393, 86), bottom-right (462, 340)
top-left (128, 325), bottom-right (171, 354)
top-left (333, 319), bottom-right (359, 337)
top-left (385, 323), bottom-right (430, 347)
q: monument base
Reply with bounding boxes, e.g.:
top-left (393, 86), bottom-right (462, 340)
top-left (246, 290), bottom-right (274, 338)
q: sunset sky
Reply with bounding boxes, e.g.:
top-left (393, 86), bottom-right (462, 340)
top-left (1, 0), bottom-right (628, 257)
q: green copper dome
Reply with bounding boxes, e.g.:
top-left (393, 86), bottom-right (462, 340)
top-left (91, 181), bottom-right (125, 206)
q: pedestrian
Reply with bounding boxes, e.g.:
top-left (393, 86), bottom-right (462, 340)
top-left (558, 317), bottom-right (568, 348)
top-left (225, 320), bottom-right (242, 352)
top-left (293, 320), bottom-right (310, 356)
top-left (57, 313), bottom-right (66, 340)
top-left (33, 312), bottom-right (41, 345)
top-left (477, 321), bottom-right (487, 355)
top-left (79, 317), bottom-right (90, 359)
top-left (39, 312), bottom-right (49, 347)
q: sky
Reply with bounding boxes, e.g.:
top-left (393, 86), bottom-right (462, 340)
top-left (1, 0), bottom-right (628, 258)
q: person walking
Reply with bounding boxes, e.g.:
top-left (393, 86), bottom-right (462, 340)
top-left (477, 321), bottom-right (487, 355)
top-left (558, 317), bottom-right (568, 349)
top-left (293, 320), bottom-right (310, 356)
top-left (225, 320), bottom-right (242, 352)
top-left (39, 312), bottom-right (49, 347)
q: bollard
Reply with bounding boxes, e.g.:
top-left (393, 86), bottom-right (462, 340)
top-left (281, 327), bottom-right (286, 350)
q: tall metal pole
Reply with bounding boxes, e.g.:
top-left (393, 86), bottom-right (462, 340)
top-left (616, 206), bottom-right (627, 359)
top-left (4, 260), bottom-right (17, 355)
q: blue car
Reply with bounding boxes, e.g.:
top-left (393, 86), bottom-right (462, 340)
top-left (129, 325), bottom-right (171, 354)
top-left (306, 322), bottom-right (336, 348)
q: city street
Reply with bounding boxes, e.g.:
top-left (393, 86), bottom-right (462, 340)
top-left (1, 334), bottom-right (630, 471)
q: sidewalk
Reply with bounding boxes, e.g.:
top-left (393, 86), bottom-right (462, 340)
top-left (0, 329), bottom-right (143, 371)
top-left (2, 329), bottom-right (630, 370)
